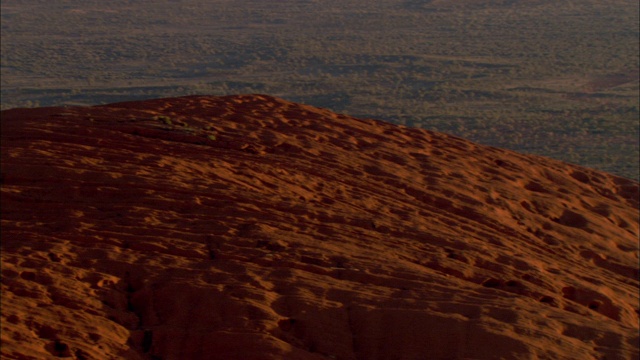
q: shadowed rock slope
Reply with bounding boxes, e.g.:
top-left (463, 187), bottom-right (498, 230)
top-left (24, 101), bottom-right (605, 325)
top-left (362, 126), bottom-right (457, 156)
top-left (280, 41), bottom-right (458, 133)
top-left (1, 94), bottom-right (638, 360)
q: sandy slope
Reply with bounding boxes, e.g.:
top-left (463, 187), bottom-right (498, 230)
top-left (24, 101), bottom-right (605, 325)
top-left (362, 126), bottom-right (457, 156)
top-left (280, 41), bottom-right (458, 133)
top-left (1, 94), bottom-right (638, 360)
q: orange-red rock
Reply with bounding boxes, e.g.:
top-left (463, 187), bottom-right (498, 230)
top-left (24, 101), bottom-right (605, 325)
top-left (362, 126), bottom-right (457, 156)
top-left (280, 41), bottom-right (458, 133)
top-left (1, 94), bottom-right (638, 359)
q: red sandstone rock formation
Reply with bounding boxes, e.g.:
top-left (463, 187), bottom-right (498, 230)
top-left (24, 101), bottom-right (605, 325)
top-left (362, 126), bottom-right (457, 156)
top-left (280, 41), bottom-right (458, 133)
top-left (1, 95), bottom-right (638, 359)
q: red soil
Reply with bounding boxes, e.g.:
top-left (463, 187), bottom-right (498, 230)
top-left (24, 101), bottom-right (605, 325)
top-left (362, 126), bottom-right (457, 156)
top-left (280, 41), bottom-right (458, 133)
top-left (1, 94), bottom-right (638, 359)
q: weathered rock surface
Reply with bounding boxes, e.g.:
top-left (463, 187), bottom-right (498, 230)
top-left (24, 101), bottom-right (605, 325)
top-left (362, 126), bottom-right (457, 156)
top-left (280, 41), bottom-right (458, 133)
top-left (1, 95), bottom-right (638, 359)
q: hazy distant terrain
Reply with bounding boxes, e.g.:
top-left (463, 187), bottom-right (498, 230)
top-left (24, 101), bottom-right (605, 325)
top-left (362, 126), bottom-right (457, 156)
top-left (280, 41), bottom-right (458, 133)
top-left (1, 0), bottom-right (638, 179)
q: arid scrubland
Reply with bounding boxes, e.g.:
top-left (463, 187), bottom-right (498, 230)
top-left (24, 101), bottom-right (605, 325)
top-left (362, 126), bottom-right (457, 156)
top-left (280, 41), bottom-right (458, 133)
top-left (1, 0), bottom-right (638, 179)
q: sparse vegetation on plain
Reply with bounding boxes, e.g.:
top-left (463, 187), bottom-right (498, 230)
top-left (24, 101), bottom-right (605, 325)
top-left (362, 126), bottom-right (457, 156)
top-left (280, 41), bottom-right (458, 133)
top-left (1, 0), bottom-right (638, 179)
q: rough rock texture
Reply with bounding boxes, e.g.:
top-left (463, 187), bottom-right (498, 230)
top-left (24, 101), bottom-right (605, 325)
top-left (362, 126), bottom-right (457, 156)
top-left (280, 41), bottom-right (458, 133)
top-left (1, 94), bottom-right (638, 360)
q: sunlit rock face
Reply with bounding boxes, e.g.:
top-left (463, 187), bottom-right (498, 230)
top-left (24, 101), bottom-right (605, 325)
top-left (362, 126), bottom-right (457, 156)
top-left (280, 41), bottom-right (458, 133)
top-left (1, 95), bottom-right (638, 360)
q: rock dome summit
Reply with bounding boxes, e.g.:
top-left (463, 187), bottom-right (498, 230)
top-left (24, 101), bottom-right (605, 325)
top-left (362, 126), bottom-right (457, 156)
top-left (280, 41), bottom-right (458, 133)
top-left (1, 95), bottom-right (638, 359)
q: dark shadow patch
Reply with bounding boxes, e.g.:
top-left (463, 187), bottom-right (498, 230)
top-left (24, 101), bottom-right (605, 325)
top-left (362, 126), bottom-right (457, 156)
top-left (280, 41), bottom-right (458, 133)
top-left (555, 210), bottom-right (589, 229)
top-left (482, 278), bottom-right (502, 288)
top-left (570, 170), bottom-right (590, 184)
top-left (45, 340), bottom-right (72, 357)
top-left (539, 296), bottom-right (556, 305)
